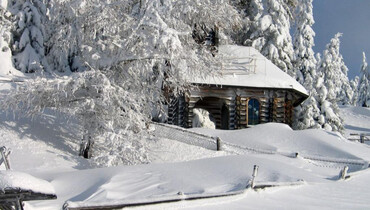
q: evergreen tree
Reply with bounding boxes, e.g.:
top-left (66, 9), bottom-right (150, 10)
top-left (357, 52), bottom-right (369, 107)
top-left (350, 76), bottom-right (359, 105)
top-left (315, 34), bottom-right (346, 132)
top-left (1, 1), bottom-right (12, 64)
top-left (11, 0), bottom-right (48, 73)
top-left (292, 0), bottom-right (320, 130)
top-left (249, 0), bottom-right (296, 77)
top-left (293, 0), bottom-right (316, 87)
top-left (233, 0), bottom-right (264, 46)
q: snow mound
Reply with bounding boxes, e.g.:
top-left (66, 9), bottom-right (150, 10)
top-left (43, 155), bottom-right (333, 209)
top-left (191, 123), bottom-right (370, 162)
top-left (0, 170), bottom-right (55, 194)
top-left (340, 105), bottom-right (370, 137)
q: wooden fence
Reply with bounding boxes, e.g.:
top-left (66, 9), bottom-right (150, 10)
top-left (348, 133), bottom-right (370, 143)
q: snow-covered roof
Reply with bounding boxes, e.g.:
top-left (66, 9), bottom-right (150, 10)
top-left (190, 45), bottom-right (308, 96)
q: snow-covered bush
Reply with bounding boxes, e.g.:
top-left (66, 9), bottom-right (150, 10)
top-left (0, 70), bottom-right (151, 166)
top-left (192, 108), bottom-right (216, 129)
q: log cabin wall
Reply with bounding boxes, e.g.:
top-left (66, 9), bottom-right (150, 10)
top-left (168, 85), bottom-right (300, 129)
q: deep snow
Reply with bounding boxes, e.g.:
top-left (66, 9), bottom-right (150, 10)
top-left (0, 105), bottom-right (368, 209)
top-left (339, 105), bottom-right (370, 138)
top-left (0, 170), bottom-right (55, 195)
top-left (0, 76), bottom-right (369, 209)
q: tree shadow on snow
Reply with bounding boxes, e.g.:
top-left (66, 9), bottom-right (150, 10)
top-left (0, 109), bottom-right (91, 170)
top-left (344, 125), bottom-right (370, 133)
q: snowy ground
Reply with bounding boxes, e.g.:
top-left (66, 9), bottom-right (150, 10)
top-left (0, 102), bottom-right (369, 209)
top-left (340, 105), bottom-right (370, 145)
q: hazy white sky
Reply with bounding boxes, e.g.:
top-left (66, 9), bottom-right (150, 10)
top-left (313, 0), bottom-right (370, 80)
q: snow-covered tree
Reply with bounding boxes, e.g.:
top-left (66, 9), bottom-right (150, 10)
top-left (320, 33), bottom-right (353, 105)
top-left (0, 71), bottom-right (151, 166)
top-left (315, 34), bottom-right (347, 132)
top-left (232, 0), bottom-right (264, 46)
top-left (11, 0), bottom-right (48, 73)
top-left (350, 76), bottom-right (359, 106)
top-left (292, 0), bottom-right (316, 87)
top-left (1, 1), bottom-right (13, 68)
top-left (292, 0), bottom-right (320, 130)
top-left (246, 0), bottom-right (296, 77)
top-left (357, 52), bottom-right (369, 107)
top-left (2, 0), bottom-right (241, 166)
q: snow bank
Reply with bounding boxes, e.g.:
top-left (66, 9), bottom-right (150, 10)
top-left (339, 105), bottom-right (370, 137)
top-left (0, 101), bottom-right (368, 209)
top-left (36, 155), bottom-right (336, 209)
top-left (182, 168), bottom-right (370, 210)
top-left (0, 170), bottom-right (55, 194)
top-left (191, 123), bottom-right (370, 164)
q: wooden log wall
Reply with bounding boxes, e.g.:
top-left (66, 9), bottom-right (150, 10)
top-left (168, 94), bottom-right (186, 127)
top-left (259, 97), bottom-right (269, 123)
top-left (285, 101), bottom-right (293, 126)
top-left (169, 85), bottom-right (302, 129)
top-left (273, 97), bottom-right (285, 123)
top-left (185, 97), bottom-right (198, 128)
top-left (167, 97), bottom-right (178, 125)
top-left (225, 98), bottom-right (236, 130)
top-left (236, 96), bottom-right (247, 129)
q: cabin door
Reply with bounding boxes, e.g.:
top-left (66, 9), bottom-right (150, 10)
top-left (221, 104), bottom-right (229, 129)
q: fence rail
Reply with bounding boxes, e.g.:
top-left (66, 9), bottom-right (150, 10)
top-left (348, 133), bottom-right (370, 143)
top-left (151, 123), bottom-right (218, 151)
top-left (151, 123), bottom-right (369, 170)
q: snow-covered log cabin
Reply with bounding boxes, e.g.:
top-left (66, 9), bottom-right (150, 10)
top-left (167, 45), bottom-right (308, 129)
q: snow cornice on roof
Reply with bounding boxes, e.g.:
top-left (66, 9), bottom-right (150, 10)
top-left (190, 45), bottom-right (308, 97)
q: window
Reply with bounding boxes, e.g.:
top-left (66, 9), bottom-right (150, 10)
top-left (248, 99), bottom-right (260, 125)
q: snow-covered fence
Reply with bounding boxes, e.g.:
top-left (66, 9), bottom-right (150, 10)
top-left (222, 141), bottom-right (276, 155)
top-left (0, 147), bottom-right (57, 210)
top-left (64, 189), bottom-right (246, 210)
top-left (0, 146), bottom-right (11, 170)
top-left (151, 123), bottom-right (369, 170)
top-left (151, 123), bottom-right (219, 151)
top-left (348, 133), bottom-right (370, 143)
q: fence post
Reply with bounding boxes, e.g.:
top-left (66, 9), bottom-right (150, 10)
top-left (339, 166), bottom-right (349, 180)
top-left (0, 146), bottom-right (11, 170)
top-left (250, 165), bottom-right (259, 189)
top-left (216, 137), bottom-right (222, 151)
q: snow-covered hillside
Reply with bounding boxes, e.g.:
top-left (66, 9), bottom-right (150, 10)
top-left (340, 105), bottom-right (370, 137)
top-left (0, 104), bottom-right (369, 209)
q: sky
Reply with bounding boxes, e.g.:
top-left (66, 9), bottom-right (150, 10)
top-left (312, 0), bottom-right (370, 80)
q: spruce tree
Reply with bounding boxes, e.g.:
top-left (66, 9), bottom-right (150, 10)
top-left (315, 34), bottom-right (346, 132)
top-left (350, 76), bottom-right (359, 105)
top-left (250, 0), bottom-right (296, 77)
top-left (292, 0), bottom-right (320, 130)
top-left (357, 52), bottom-right (369, 107)
top-left (11, 0), bottom-right (48, 73)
